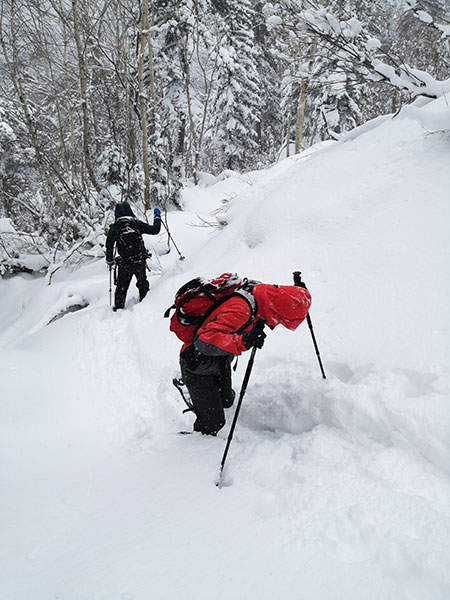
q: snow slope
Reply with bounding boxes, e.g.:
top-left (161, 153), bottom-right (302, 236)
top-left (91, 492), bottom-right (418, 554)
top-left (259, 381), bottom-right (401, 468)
top-left (1, 99), bottom-right (450, 600)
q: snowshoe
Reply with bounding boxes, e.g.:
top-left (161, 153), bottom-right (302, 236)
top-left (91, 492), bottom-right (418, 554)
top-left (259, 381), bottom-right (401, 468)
top-left (172, 377), bottom-right (195, 414)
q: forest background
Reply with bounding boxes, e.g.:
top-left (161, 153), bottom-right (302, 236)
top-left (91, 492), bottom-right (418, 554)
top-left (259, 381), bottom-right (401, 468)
top-left (0, 0), bottom-right (449, 277)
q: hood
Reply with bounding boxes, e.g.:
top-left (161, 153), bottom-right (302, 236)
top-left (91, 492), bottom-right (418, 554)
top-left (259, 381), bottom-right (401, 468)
top-left (253, 284), bottom-right (311, 330)
top-left (115, 201), bottom-right (135, 219)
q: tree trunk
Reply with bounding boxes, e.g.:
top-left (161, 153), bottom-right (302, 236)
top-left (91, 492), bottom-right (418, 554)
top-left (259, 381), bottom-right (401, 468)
top-left (72, 0), bottom-right (101, 193)
top-left (0, 4), bottom-right (68, 213)
top-left (295, 39), bottom-right (317, 154)
top-left (138, 0), bottom-right (151, 211)
top-left (295, 79), bottom-right (309, 154)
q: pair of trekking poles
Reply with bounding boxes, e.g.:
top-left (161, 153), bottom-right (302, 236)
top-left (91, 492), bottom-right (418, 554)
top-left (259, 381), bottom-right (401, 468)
top-left (217, 271), bottom-right (326, 487)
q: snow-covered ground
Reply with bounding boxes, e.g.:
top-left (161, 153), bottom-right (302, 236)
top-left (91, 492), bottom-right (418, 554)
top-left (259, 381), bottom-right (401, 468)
top-left (1, 97), bottom-right (450, 600)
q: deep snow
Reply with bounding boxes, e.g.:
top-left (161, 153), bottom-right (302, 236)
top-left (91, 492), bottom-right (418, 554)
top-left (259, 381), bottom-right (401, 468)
top-left (1, 97), bottom-right (450, 600)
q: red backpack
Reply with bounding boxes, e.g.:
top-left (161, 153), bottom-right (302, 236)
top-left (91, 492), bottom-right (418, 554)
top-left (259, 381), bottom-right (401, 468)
top-left (165, 273), bottom-right (258, 343)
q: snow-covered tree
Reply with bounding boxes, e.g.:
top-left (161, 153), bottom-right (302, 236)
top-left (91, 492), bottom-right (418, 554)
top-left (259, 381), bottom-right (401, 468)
top-left (395, 0), bottom-right (450, 80)
top-left (252, 1), bottom-right (284, 162)
top-left (1, 0), bottom-right (449, 274)
top-left (0, 98), bottom-right (38, 230)
top-left (206, 0), bottom-right (261, 171)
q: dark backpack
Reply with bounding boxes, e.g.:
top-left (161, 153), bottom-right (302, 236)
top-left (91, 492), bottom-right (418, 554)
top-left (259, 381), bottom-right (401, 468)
top-left (165, 273), bottom-right (258, 343)
top-left (115, 216), bottom-right (146, 260)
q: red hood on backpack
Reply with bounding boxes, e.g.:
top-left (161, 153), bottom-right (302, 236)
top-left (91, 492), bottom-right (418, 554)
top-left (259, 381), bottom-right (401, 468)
top-left (253, 284), bottom-right (311, 330)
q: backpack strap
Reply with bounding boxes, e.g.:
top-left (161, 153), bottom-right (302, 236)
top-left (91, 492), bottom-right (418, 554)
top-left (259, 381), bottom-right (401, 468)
top-left (164, 277), bottom-right (207, 320)
top-left (164, 304), bottom-right (175, 319)
top-left (193, 288), bottom-right (258, 336)
top-left (164, 277), bottom-right (259, 332)
top-left (116, 215), bottom-right (137, 226)
top-left (177, 286), bottom-right (217, 326)
top-left (231, 288), bottom-right (258, 333)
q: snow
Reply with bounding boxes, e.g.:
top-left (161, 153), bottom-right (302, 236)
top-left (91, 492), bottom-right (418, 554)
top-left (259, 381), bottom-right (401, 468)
top-left (325, 12), bottom-right (341, 34)
top-left (372, 60), bottom-right (450, 99)
top-left (346, 17), bottom-right (362, 36)
top-left (1, 96), bottom-right (450, 599)
top-left (398, 102), bottom-right (450, 133)
top-left (0, 217), bottom-right (15, 233)
top-left (416, 10), bottom-right (433, 24)
top-left (366, 37), bottom-right (382, 51)
top-left (266, 15), bottom-right (283, 27)
top-left (437, 23), bottom-right (450, 36)
top-left (0, 121), bottom-right (15, 140)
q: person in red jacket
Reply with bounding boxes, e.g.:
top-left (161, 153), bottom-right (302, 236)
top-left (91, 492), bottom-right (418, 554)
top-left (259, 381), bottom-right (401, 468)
top-left (177, 275), bottom-right (312, 436)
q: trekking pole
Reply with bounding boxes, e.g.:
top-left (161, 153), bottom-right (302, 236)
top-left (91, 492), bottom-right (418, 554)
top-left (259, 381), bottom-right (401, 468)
top-left (293, 271), bottom-right (326, 379)
top-left (161, 211), bottom-right (185, 260)
top-left (149, 244), bottom-right (163, 271)
top-left (217, 318), bottom-right (266, 488)
top-left (108, 265), bottom-right (113, 306)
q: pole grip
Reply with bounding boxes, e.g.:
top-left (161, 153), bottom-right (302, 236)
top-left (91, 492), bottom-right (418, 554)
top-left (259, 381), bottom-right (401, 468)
top-left (256, 316), bottom-right (267, 333)
top-left (293, 271), bottom-right (302, 287)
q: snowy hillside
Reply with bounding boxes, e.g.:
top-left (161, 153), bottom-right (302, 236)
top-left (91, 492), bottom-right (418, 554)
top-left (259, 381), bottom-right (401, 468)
top-left (1, 98), bottom-right (450, 600)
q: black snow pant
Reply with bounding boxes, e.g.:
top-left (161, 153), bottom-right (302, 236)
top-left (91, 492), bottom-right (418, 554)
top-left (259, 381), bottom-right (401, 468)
top-left (180, 355), bottom-right (235, 436)
top-left (114, 260), bottom-right (149, 309)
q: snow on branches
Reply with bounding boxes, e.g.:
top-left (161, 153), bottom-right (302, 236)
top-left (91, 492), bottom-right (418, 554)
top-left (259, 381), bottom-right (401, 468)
top-left (299, 3), bottom-right (450, 100)
top-left (404, 0), bottom-right (450, 37)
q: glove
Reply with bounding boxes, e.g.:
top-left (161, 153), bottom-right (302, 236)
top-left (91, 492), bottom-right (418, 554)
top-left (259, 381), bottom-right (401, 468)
top-left (296, 280), bottom-right (307, 289)
top-left (106, 259), bottom-right (114, 269)
top-left (241, 320), bottom-right (266, 350)
top-left (154, 207), bottom-right (161, 219)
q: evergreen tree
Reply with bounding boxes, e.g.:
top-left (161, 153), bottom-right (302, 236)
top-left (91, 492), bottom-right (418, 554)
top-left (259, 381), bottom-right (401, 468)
top-left (148, 0), bottom-right (197, 206)
top-left (0, 98), bottom-right (38, 230)
top-left (207, 0), bottom-right (261, 172)
top-left (394, 0), bottom-right (450, 80)
top-left (253, 1), bottom-right (284, 163)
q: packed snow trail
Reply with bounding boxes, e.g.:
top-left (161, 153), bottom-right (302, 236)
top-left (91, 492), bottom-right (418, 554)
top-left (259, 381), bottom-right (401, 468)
top-left (1, 97), bottom-right (450, 599)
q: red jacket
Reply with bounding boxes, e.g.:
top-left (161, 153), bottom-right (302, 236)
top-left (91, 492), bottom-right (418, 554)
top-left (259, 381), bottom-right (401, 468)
top-left (187, 284), bottom-right (312, 357)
